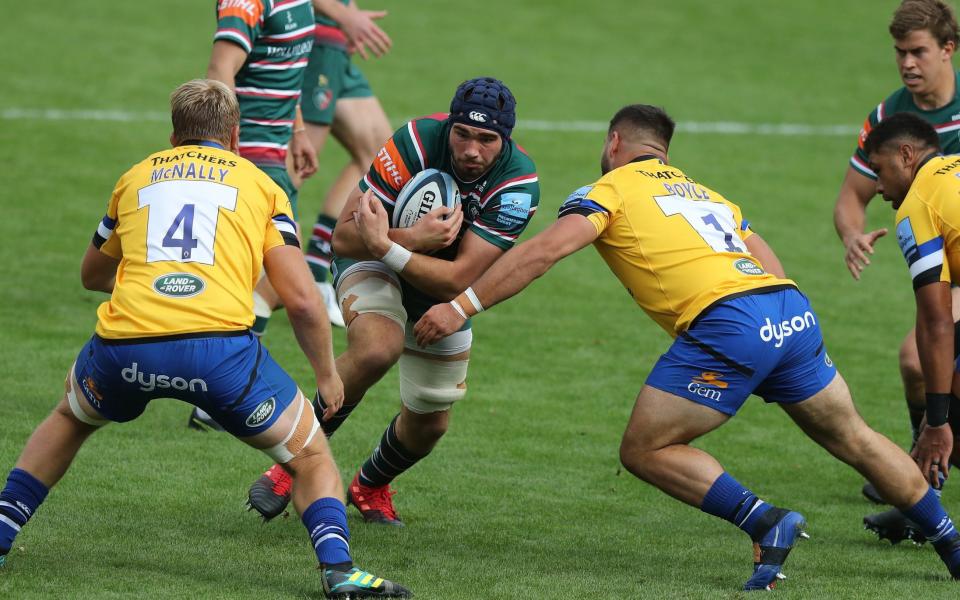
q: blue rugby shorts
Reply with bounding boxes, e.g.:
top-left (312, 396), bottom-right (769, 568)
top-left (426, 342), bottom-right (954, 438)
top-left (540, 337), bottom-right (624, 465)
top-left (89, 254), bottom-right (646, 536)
top-left (645, 288), bottom-right (837, 415)
top-left (72, 331), bottom-right (298, 437)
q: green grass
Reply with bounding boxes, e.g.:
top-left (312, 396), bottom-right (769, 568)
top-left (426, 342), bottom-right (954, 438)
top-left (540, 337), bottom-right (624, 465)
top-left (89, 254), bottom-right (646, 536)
top-left (0, 0), bottom-right (955, 597)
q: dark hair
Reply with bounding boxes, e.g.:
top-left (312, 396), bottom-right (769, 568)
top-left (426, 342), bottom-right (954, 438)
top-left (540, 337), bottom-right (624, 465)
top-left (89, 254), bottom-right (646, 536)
top-left (608, 105), bottom-right (675, 149)
top-left (863, 112), bottom-right (942, 155)
top-left (890, 0), bottom-right (960, 47)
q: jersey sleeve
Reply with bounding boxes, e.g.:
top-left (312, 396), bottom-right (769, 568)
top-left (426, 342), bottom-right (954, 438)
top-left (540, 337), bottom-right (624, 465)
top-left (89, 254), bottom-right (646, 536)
top-left (359, 121), bottom-right (425, 214)
top-left (93, 177), bottom-right (124, 258)
top-left (895, 198), bottom-right (947, 289)
top-left (470, 174), bottom-right (540, 250)
top-left (213, 0), bottom-right (265, 54)
top-left (264, 183), bottom-right (300, 252)
top-left (850, 103), bottom-right (883, 180)
top-left (558, 180), bottom-right (620, 236)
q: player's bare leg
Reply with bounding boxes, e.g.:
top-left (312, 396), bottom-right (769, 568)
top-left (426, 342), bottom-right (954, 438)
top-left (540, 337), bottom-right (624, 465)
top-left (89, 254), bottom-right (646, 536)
top-left (619, 385), bottom-right (807, 590)
top-left (782, 373), bottom-right (960, 578)
top-left (349, 347), bottom-right (468, 527)
top-left (247, 271), bottom-right (405, 520)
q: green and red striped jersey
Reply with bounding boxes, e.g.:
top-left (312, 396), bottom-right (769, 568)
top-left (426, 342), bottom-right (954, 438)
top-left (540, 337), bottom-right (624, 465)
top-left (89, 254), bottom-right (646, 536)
top-left (314, 0), bottom-right (349, 50)
top-left (214, 0), bottom-right (315, 168)
top-left (851, 70), bottom-right (960, 179)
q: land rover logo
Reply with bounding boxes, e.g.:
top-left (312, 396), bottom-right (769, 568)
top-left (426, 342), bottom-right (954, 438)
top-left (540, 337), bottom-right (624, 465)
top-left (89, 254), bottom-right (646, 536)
top-left (733, 258), bottom-right (765, 276)
top-left (153, 273), bottom-right (205, 298)
top-left (246, 397), bottom-right (276, 428)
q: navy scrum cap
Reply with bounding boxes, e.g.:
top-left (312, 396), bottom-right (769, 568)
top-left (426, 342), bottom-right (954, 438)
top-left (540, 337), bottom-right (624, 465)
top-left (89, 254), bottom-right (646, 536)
top-left (449, 77), bottom-right (516, 140)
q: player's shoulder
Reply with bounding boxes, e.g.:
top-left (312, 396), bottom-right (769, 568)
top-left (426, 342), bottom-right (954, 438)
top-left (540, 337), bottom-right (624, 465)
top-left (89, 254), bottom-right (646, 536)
top-left (502, 138), bottom-right (538, 174)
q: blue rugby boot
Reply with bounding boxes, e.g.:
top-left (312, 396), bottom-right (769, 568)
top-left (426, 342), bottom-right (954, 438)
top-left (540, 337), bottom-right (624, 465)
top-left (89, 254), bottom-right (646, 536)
top-left (322, 566), bottom-right (412, 599)
top-left (743, 509), bottom-right (809, 591)
top-left (933, 532), bottom-right (960, 579)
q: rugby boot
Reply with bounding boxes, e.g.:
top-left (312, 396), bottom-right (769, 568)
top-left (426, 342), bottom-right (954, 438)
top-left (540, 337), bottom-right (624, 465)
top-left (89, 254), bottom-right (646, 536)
top-left (861, 481), bottom-right (887, 505)
top-left (743, 509), bottom-right (809, 591)
top-left (933, 532), bottom-right (960, 579)
top-left (863, 508), bottom-right (926, 545)
top-left (187, 407), bottom-right (225, 432)
top-left (246, 464), bottom-right (292, 521)
top-left (347, 473), bottom-right (403, 527)
top-left (322, 565), bottom-right (412, 599)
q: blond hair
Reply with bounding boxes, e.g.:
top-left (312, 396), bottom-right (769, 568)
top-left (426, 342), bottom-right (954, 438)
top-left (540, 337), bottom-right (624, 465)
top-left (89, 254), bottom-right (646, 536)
top-left (169, 79), bottom-right (239, 145)
top-left (891, 0), bottom-right (960, 47)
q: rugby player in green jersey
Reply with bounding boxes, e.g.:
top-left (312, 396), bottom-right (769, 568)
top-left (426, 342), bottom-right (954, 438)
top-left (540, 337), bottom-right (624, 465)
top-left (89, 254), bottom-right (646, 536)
top-left (245, 78), bottom-right (541, 527)
top-left (299, 0), bottom-right (394, 329)
top-left (191, 0), bottom-right (320, 431)
top-left (832, 0), bottom-right (960, 540)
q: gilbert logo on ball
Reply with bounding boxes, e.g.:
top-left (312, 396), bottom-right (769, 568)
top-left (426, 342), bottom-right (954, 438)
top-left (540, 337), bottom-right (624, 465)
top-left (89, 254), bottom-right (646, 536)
top-left (392, 169), bottom-right (461, 229)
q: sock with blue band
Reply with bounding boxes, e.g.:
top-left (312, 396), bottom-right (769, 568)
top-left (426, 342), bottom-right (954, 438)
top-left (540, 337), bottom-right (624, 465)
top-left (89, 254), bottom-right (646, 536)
top-left (303, 497), bottom-right (352, 568)
top-left (701, 472), bottom-right (774, 539)
top-left (0, 468), bottom-right (50, 556)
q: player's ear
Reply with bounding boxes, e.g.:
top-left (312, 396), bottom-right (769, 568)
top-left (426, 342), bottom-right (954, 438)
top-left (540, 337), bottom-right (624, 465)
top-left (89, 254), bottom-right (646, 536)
top-left (169, 132), bottom-right (177, 147)
top-left (229, 125), bottom-right (240, 153)
top-left (942, 40), bottom-right (956, 58)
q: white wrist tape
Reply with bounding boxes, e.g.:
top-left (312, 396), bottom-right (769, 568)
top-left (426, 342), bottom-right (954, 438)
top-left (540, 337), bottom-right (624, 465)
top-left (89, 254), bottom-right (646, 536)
top-left (464, 287), bottom-right (484, 313)
top-left (449, 299), bottom-right (468, 319)
top-left (381, 242), bottom-right (412, 272)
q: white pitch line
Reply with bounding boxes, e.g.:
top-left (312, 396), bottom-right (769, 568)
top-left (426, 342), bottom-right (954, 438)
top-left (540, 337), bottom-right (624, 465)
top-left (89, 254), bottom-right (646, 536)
top-left (0, 108), bottom-right (860, 137)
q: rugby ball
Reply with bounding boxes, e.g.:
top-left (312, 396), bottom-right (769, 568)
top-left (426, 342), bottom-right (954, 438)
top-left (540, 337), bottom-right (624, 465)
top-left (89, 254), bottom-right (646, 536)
top-left (391, 168), bottom-right (461, 228)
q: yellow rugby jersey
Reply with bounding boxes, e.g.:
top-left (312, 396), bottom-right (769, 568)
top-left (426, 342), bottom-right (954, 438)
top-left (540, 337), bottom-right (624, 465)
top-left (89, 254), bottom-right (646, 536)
top-left (558, 156), bottom-right (794, 335)
top-left (894, 154), bottom-right (960, 290)
top-left (92, 142), bottom-right (299, 339)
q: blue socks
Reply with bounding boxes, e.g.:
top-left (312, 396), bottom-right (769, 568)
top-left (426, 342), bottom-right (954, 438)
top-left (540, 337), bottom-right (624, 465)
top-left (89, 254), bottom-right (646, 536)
top-left (902, 487), bottom-right (957, 543)
top-left (701, 472), bottom-right (774, 539)
top-left (0, 469), bottom-right (49, 555)
top-left (303, 497), bottom-right (352, 568)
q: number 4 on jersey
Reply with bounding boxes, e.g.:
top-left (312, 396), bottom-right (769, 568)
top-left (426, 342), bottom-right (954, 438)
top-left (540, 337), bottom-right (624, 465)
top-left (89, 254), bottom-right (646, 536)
top-left (139, 180), bottom-right (238, 265)
top-left (163, 204), bottom-right (199, 259)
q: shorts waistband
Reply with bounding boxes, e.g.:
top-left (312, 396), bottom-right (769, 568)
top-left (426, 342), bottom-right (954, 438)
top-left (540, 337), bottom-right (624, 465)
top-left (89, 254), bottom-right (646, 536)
top-left (688, 283), bottom-right (798, 331)
top-left (95, 330), bottom-right (252, 345)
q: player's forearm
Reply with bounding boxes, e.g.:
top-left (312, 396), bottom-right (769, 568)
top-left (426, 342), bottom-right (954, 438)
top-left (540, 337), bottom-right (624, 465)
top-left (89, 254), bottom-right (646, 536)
top-left (916, 311), bottom-right (955, 395)
top-left (833, 191), bottom-right (868, 243)
top-left (458, 243), bottom-right (554, 314)
top-left (395, 254), bottom-right (471, 301)
top-left (332, 219), bottom-right (424, 260)
top-left (287, 304), bottom-right (338, 381)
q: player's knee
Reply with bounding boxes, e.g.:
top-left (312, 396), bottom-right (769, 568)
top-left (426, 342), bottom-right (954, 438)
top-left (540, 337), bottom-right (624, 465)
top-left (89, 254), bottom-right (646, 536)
top-left (261, 391), bottom-right (322, 464)
top-left (356, 340), bottom-right (405, 376)
top-left (399, 354), bottom-right (468, 415)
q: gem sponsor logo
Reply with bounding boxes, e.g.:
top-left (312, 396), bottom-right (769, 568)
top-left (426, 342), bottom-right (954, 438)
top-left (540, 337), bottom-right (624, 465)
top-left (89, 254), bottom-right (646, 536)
top-left (121, 362), bottom-right (208, 393)
top-left (687, 371), bottom-right (727, 401)
top-left (153, 273), bottom-right (205, 298)
top-left (759, 311), bottom-right (816, 348)
top-left (246, 397), bottom-right (277, 427)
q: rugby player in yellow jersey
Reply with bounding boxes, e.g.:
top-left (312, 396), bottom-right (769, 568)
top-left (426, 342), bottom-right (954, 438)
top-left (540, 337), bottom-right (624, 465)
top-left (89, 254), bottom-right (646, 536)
top-left (0, 80), bottom-right (409, 599)
top-left (402, 105), bottom-right (960, 590)
top-left (866, 112), bottom-right (960, 486)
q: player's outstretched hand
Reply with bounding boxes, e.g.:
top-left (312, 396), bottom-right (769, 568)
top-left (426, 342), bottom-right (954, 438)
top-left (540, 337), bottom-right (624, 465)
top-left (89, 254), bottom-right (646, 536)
top-left (912, 422), bottom-right (953, 488)
top-left (414, 302), bottom-right (466, 347)
top-left (844, 228), bottom-right (887, 280)
top-left (408, 205), bottom-right (463, 253)
top-left (342, 8), bottom-right (392, 60)
top-left (290, 130), bottom-right (318, 179)
top-left (315, 372), bottom-right (344, 421)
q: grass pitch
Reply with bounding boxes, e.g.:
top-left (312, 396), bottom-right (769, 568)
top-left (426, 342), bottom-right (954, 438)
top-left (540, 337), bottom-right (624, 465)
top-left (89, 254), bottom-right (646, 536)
top-left (0, 1), bottom-right (955, 598)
